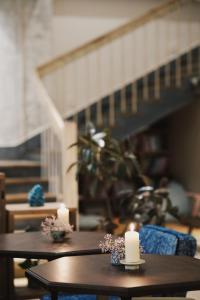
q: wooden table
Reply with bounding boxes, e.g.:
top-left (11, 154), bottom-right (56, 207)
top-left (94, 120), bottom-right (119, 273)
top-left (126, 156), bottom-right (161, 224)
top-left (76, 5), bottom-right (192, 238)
top-left (26, 254), bottom-right (200, 300)
top-left (0, 231), bottom-right (104, 300)
top-left (6, 202), bottom-right (77, 232)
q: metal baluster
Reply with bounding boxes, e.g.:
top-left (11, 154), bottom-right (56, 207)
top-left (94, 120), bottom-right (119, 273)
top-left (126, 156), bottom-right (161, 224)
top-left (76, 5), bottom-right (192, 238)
top-left (187, 6), bottom-right (193, 76)
top-left (109, 93), bottom-right (115, 127)
top-left (175, 2), bottom-right (181, 87)
top-left (96, 49), bottom-right (103, 126)
top-left (154, 19), bottom-right (160, 99)
top-left (85, 55), bottom-right (91, 125)
top-left (143, 76), bottom-right (148, 101)
top-left (85, 107), bottom-right (91, 125)
top-left (97, 101), bottom-right (103, 126)
top-left (154, 69), bottom-right (160, 99)
top-left (109, 42), bottom-right (115, 126)
top-left (120, 37), bottom-right (126, 113)
top-left (131, 82), bottom-right (137, 113)
top-left (131, 31), bottom-right (137, 113)
top-left (121, 87), bottom-right (126, 113)
top-left (165, 63), bottom-right (171, 88)
top-left (73, 61), bottom-right (78, 124)
top-left (143, 24), bottom-right (149, 101)
top-left (165, 19), bottom-right (171, 87)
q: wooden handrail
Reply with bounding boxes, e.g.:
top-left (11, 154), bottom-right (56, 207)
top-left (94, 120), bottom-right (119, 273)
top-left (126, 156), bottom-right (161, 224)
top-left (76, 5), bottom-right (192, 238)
top-left (38, 0), bottom-right (182, 77)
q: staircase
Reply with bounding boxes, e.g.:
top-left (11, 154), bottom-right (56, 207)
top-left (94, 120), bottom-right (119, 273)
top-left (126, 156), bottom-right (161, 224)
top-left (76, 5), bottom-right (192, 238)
top-left (76, 47), bottom-right (199, 139)
top-left (32, 0), bottom-right (200, 208)
top-left (0, 160), bottom-right (56, 205)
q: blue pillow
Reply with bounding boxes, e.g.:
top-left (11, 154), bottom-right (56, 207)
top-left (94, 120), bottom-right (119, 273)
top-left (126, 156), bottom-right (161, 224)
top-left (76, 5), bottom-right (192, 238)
top-left (139, 225), bottom-right (178, 255)
top-left (139, 225), bottom-right (197, 257)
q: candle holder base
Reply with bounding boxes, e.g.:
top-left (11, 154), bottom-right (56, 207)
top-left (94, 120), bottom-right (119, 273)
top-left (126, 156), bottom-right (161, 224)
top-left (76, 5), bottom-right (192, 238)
top-left (120, 259), bottom-right (145, 270)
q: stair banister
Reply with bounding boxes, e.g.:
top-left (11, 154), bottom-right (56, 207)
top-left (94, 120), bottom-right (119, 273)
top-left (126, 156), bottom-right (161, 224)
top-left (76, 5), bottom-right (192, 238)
top-left (37, 0), bottom-right (200, 124)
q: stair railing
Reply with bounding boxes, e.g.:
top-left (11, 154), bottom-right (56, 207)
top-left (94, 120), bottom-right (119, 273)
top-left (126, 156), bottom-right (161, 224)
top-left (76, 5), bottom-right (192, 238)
top-left (38, 0), bottom-right (200, 126)
top-left (34, 0), bottom-right (200, 211)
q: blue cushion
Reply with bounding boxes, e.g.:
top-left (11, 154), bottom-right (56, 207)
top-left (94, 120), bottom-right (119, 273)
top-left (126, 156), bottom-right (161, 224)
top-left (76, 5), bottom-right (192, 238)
top-left (139, 225), bottom-right (178, 255)
top-left (139, 225), bottom-right (197, 257)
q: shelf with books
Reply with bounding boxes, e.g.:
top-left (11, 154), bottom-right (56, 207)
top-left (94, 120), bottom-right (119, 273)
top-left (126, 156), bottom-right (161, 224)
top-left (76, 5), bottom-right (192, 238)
top-left (131, 122), bottom-right (169, 183)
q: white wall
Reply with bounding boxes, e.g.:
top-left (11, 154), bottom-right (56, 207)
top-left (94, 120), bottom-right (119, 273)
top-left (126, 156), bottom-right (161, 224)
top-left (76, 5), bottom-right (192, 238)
top-left (48, 0), bottom-right (200, 118)
top-left (52, 0), bottom-right (161, 56)
top-left (0, 0), bottom-right (53, 147)
top-left (0, 0), bottom-right (162, 147)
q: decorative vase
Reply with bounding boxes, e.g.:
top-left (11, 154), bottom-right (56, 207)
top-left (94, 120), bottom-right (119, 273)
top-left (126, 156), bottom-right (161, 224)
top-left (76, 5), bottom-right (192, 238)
top-left (111, 251), bottom-right (121, 266)
top-left (50, 230), bottom-right (66, 242)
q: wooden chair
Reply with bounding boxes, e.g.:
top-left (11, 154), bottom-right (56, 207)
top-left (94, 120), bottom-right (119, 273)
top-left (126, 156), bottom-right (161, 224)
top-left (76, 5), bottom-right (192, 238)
top-left (0, 173), bottom-right (12, 300)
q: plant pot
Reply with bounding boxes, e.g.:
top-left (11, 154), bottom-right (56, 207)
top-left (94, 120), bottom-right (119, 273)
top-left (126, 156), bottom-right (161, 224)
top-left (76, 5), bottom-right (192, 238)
top-left (111, 251), bottom-right (121, 266)
top-left (50, 230), bottom-right (66, 242)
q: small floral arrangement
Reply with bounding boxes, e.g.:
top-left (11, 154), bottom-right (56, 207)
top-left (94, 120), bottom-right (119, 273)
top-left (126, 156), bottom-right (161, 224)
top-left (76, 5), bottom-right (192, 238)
top-left (41, 216), bottom-right (73, 242)
top-left (99, 234), bottom-right (144, 265)
top-left (99, 234), bottom-right (125, 263)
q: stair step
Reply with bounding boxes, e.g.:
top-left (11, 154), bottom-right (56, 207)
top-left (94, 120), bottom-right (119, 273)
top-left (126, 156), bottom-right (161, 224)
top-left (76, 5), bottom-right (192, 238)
top-left (6, 177), bottom-right (48, 185)
top-left (5, 177), bottom-right (48, 193)
top-left (6, 192), bottom-right (56, 204)
top-left (0, 160), bottom-right (40, 168)
top-left (0, 160), bottom-right (41, 178)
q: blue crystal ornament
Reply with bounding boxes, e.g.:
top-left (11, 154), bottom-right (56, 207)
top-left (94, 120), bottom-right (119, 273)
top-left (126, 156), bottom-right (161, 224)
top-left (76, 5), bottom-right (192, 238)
top-left (28, 184), bottom-right (45, 207)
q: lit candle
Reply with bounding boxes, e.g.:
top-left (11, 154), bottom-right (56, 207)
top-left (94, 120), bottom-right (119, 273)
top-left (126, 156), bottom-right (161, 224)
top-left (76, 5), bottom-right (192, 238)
top-left (57, 203), bottom-right (69, 226)
top-left (125, 223), bottom-right (140, 263)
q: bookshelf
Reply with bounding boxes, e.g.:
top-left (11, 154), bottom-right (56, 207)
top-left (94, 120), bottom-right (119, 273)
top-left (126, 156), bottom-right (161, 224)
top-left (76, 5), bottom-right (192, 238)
top-left (131, 121), bottom-right (169, 186)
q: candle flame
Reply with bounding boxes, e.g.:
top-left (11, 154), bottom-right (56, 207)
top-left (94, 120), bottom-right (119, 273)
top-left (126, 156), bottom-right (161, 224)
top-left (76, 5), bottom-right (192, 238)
top-left (129, 223), bottom-right (135, 231)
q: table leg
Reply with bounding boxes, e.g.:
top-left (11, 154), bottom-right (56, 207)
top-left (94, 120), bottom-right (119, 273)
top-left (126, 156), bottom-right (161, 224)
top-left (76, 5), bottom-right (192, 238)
top-left (0, 257), bottom-right (7, 300)
top-left (0, 258), bottom-right (14, 300)
top-left (51, 291), bottom-right (58, 300)
top-left (7, 258), bottom-right (15, 300)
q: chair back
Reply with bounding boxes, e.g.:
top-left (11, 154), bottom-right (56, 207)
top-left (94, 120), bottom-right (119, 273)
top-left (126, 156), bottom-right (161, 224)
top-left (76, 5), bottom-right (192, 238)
top-left (139, 225), bottom-right (197, 257)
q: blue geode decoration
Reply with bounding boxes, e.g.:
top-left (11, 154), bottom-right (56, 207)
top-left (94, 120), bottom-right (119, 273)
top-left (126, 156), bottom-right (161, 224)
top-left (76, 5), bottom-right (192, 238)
top-left (28, 184), bottom-right (45, 207)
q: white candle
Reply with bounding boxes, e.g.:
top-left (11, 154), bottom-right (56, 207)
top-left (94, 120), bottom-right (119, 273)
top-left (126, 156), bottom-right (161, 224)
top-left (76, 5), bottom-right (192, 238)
top-left (125, 223), bottom-right (140, 263)
top-left (57, 203), bottom-right (69, 226)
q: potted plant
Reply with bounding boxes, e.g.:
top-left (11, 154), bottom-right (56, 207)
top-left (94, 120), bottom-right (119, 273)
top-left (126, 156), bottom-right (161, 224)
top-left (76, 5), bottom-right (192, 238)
top-left (69, 123), bottom-right (179, 233)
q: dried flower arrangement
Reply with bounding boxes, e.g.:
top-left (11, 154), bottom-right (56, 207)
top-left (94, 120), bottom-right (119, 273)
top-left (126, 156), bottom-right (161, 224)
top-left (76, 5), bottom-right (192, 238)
top-left (99, 234), bottom-right (125, 263)
top-left (99, 234), bottom-right (144, 265)
top-left (41, 216), bottom-right (73, 242)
